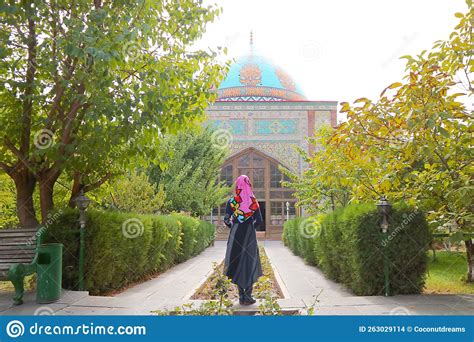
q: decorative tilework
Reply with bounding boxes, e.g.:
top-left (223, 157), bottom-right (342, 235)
top-left (228, 141), bottom-right (299, 172)
top-left (217, 86), bottom-right (305, 102)
top-left (209, 119), bottom-right (246, 135)
top-left (239, 63), bottom-right (262, 86)
top-left (255, 119), bottom-right (298, 134)
top-left (209, 102), bottom-right (338, 111)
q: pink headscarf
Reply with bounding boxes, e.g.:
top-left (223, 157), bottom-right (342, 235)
top-left (230, 175), bottom-right (259, 222)
top-left (235, 175), bottom-right (255, 214)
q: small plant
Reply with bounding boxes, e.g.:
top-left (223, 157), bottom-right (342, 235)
top-left (305, 290), bottom-right (322, 315)
top-left (255, 277), bottom-right (281, 315)
top-left (153, 262), bottom-right (234, 316)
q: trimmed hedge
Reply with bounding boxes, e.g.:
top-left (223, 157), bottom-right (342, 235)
top-left (283, 203), bottom-right (432, 295)
top-left (282, 216), bottom-right (319, 265)
top-left (44, 209), bottom-right (215, 295)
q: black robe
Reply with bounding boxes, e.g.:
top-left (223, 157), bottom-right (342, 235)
top-left (223, 199), bottom-right (263, 289)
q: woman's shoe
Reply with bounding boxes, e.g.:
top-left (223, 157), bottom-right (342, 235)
top-left (242, 295), bottom-right (256, 305)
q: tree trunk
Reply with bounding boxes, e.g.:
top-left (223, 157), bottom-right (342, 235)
top-left (12, 169), bottom-right (38, 228)
top-left (38, 169), bottom-right (60, 223)
top-left (68, 171), bottom-right (82, 208)
top-left (465, 239), bottom-right (473, 283)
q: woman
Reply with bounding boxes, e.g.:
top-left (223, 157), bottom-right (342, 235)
top-left (223, 175), bottom-right (263, 305)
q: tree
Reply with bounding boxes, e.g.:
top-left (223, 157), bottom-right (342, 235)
top-left (282, 126), bottom-right (352, 214)
top-left (0, 0), bottom-right (226, 226)
top-left (286, 2), bottom-right (473, 281)
top-left (338, 4), bottom-right (473, 280)
top-left (148, 127), bottom-right (230, 216)
top-left (92, 170), bottom-right (167, 214)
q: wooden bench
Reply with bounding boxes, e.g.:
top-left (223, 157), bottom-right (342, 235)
top-left (0, 227), bottom-right (41, 305)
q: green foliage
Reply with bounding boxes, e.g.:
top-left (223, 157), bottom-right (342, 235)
top-left (194, 220), bottom-right (215, 256)
top-left (282, 216), bottom-right (320, 266)
top-left (281, 126), bottom-right (353, 214)
top-left (284, 203), bottom-right (432, 295)
top-left (282, 217), bottom-right (304, 257)
top-left (0, 173), bottom-right (17, 228)
top-left (171, 213), bottom-right (199, 262)
top-left (283, 3), bottom-right (473, 280)
top-left (255, 277), bottom-right (281, 316)
top-left (286, 4), bottom-right (473, 231)
top-left (149, 127), bottom-right (230, 216)
top-left (94, 171), bottom-right (167, 214)
top-left (0, 0), bottom-right (227, 224)
top-left (43, 209), bottom-right (215, 295)
top-left (338, 5), bottom-right (473, 236)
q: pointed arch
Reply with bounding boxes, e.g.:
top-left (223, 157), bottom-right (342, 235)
top-left (215, 146), bottom-right (298, 240)
top-left (225, 147), bottom-right (292, 172)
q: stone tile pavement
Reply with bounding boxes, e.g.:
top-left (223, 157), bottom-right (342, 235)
top-left (263, 241), bottom-right (474, 315)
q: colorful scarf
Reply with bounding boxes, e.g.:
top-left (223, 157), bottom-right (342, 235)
top-left (229, 175), bottom-right (259, 223)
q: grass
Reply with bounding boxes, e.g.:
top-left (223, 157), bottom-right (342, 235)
top-left (424, 251), bottom-right (474, 294)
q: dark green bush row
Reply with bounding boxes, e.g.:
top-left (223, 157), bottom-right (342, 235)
top-left (44, 209), bottom-right (215, 295)
top-left (282, 216), bottom-right (318, 265)
top-left (283, 203), bottom-right (432, 295)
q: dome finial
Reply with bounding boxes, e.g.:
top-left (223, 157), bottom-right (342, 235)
top-left (250, 30), bottom-right (254, 55)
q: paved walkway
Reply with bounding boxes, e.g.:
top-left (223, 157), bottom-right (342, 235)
top-left (264, 241), bottom-right (474, 315)
top-left (1, 241), bottom-right (473, 315)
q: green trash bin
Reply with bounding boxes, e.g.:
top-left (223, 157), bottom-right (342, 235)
top-left (36, 243), bottom-right (63, 303)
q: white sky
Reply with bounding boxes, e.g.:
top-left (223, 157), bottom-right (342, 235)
top-left (197, 0), bottom-right (468, 106)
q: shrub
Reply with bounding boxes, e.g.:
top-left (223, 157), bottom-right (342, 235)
top-left (194, 220), bottom-right (215, 255)
top-left (282, 217), bottom-right (300, 255)
top-left (43, 209), bottom-right (215, 295)
top-left (172, 213), bottom-right (199, 262)
top-left (282, 216), bottom-right (320, 266)
top-left (283, 202), bottom-right (432, 295)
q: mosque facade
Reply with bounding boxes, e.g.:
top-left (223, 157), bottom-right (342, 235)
top-left (206, 40), bottom-right (337, 240)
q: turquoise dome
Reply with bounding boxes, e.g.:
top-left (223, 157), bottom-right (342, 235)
top-left (217, 54), bottom-right (306, 102)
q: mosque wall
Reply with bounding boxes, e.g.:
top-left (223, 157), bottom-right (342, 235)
top-left (205, 101), bottom-right (336, 173)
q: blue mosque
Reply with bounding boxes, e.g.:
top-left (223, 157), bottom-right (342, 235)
top-left (206, 35), bottom-right (337, 240)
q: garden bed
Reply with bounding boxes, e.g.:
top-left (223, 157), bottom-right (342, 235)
top-left (191, 245), bottom-right (284, 300)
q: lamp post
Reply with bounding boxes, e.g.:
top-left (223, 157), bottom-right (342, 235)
top-left (285, 201), bottom-right (290, 221)
top-left (377, 195), bottom-right (391, 297)
top-left (73, 189), bottom-right (91, 291)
